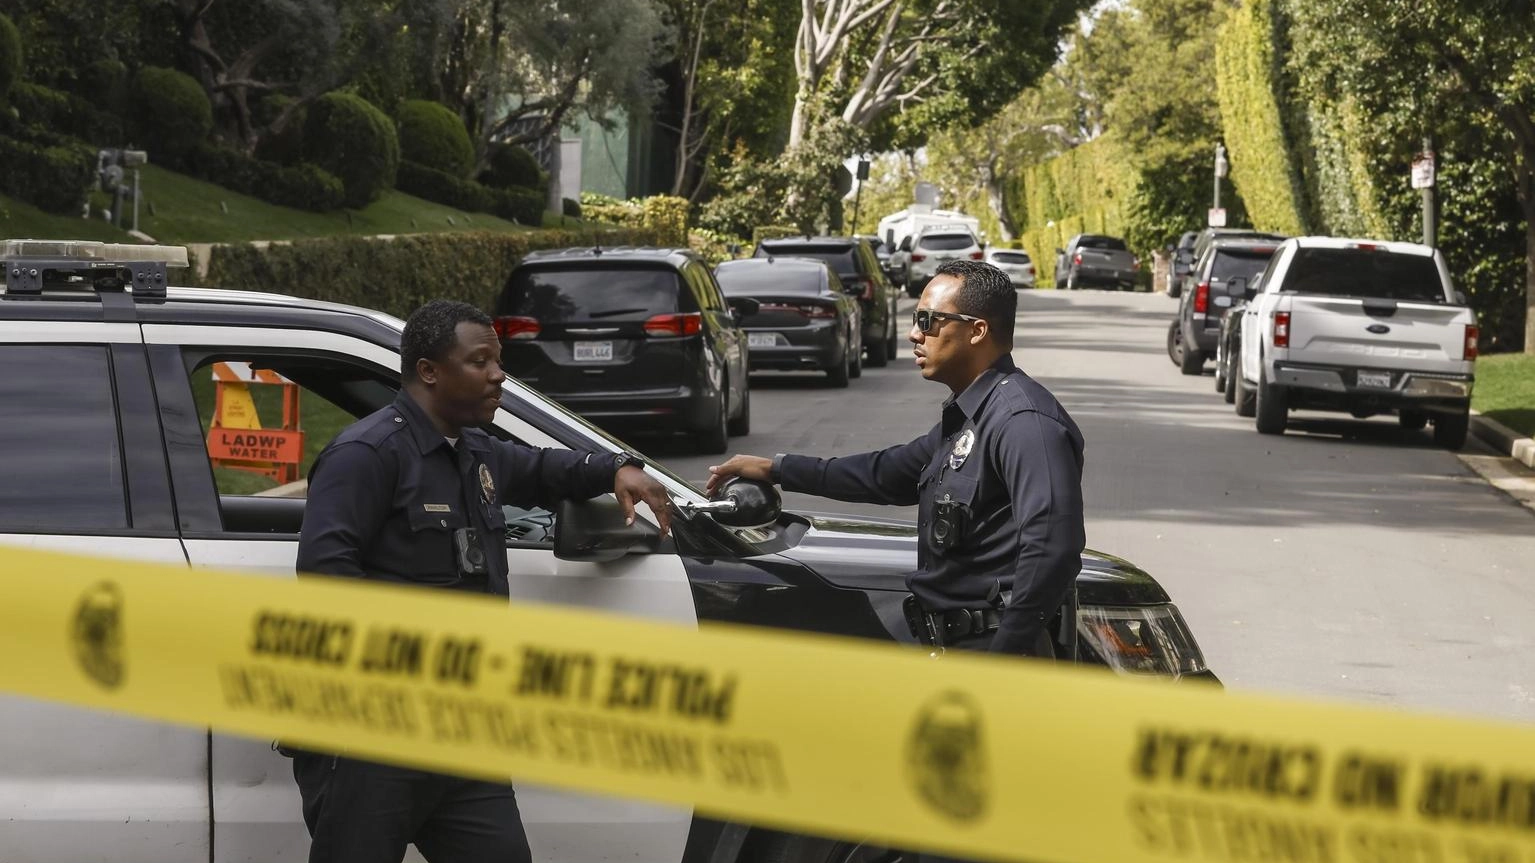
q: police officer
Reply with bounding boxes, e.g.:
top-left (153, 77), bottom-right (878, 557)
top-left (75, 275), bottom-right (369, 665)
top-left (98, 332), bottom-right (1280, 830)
top-left (708, 259), bottom-right (1085, 659)
top-left (295, 299), bottom-right (672, 863)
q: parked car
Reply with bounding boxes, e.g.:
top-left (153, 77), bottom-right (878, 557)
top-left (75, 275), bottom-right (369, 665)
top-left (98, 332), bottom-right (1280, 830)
top-left (1231, 237), bottom-right (1477, 447)
top-left (714, 256), bottom-right (862, 386)
top-left (0, 238), bottom-right (1218, 863)
top-left (1054, 234), bottom-right (1139, 290)
top-left (1169, 237), bottom-right (1282, 375)
top-left (1177, 228), bottom-right (1289, 298)
top-left (903, 228), bottom-right (985, 296)
top-left (856, 233), bottom-right (894, 281)
top-left (753, 236), bottom-right (900, 367)
top-left (985, 246), bottom-right (1036, 288)
top-left (1168, 231), bottom-right (1199, 298)
top-left (495, 246), bottom-right (750, 454)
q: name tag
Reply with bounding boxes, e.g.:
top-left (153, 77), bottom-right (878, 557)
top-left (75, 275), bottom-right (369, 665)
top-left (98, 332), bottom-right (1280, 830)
top-left (422, 504), bottom-right (453, 513)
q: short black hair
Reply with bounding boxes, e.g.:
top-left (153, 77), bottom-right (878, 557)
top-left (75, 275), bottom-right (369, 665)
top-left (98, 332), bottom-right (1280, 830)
top-left (400, 299), bottom-right (494, 380)
top-left (934, 259), bottom-right (1016, 346)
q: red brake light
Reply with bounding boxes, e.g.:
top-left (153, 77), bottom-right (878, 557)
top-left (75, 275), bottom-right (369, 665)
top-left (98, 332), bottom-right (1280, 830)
top-left (857, 278), bottom-right (875, 300)
top-left (969, 251), bottom-right (984, 260)
top-left (1132, 257), bottom-right (1142, 270)
top-left (1193, 282), bottom-right (1210, 314)
top-left (494, 316), bottom-right (540, 340)
top-left (1273, 311), bottom-right (1291, 348)
top-left (1464, 324), bottom-right (1479, 360)
top-left (1073, 252), bottom-right (1082, 265)
top-left (643, 312), bottom-right (702, 337)
top-left (910, 253), bottom-right (926, 262)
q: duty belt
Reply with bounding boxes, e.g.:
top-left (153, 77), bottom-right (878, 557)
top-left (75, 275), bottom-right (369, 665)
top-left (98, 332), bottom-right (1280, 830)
top-left (903, 595), bottom-right (1001, 647)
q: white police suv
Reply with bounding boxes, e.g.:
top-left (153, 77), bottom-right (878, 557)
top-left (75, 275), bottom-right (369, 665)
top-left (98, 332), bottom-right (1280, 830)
top-left (0, 241), bottom-right (1216, 863)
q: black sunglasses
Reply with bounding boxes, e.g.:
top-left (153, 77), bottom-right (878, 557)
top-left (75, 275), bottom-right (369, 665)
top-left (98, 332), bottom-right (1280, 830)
top-left (912, 308), bottom-right (983, 335)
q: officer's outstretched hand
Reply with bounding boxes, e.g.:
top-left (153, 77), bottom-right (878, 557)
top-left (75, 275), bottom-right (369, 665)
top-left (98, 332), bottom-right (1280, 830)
top-left (615, 466), bottom-right (672, 537)
top-left (705, 455), bottom-right (774, 497)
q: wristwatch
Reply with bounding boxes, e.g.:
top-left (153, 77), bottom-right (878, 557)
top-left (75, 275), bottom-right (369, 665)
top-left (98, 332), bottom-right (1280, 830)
top-left (613, 452), bottom-right (646, 472)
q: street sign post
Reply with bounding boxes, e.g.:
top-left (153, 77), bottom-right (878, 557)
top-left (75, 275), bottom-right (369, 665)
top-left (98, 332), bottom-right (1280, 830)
top-left (1411, 151), bottom-right (1436, 190)
top-left (1207, 207), bottom-right (1228, 228)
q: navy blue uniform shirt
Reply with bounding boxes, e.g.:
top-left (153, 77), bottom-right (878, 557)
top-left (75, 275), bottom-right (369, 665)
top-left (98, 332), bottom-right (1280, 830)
top-left (775, 355), bottom-right (1086, 654)
top-left (297, 391), bottom-right (617, 595)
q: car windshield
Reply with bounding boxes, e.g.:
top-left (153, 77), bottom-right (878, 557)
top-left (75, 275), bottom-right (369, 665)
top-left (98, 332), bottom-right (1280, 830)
top-left (1281, 248), bottom-right (1446, 302)
top-left (1078, 236), bottom-right (1127, 251)
top-left (717, 264), bottom-right (824, 295)
top-left (502, 267), bottom-right (691, 321)
top-left (1209, 249), bottom-right (1275, 283)
top-left (758, 243), bottom-right (857, 276)
top-left (919, 233), bottom-right (976, 251)
top-left (991, 251), bottom-right (1031, 265)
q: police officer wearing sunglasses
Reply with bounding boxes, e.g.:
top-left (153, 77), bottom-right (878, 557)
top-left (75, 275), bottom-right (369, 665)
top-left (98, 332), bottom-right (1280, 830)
top-left (708, 259), bottom-right (1085, 663)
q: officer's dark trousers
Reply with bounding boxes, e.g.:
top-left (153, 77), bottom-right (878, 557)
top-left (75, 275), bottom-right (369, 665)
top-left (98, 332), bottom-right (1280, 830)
top-left (294, 753), bottom-right (531, 863)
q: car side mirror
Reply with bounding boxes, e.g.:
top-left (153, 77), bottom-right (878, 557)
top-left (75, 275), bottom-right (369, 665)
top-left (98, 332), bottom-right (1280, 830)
top-left (728, 297), bottom-right (761, 318)
top-left (553, 496), bottom-right (662, 562)
top-left (899, 238), bottom-right (912, 252)
top-left (677, 477), bottom-right (781, 529)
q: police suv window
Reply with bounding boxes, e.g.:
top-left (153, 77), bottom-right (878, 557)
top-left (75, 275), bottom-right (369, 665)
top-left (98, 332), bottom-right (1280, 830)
top-left (0, 345), bottom-right (127, 531)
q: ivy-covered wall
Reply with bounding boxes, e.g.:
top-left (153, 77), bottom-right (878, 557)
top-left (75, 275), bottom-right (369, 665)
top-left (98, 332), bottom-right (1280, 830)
top-left (1007, 135), bottom-right (1139, 286)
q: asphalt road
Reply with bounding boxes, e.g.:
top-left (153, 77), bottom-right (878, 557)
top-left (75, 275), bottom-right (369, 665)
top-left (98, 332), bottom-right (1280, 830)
top-left (649, 290), bottom-right (1535, 723)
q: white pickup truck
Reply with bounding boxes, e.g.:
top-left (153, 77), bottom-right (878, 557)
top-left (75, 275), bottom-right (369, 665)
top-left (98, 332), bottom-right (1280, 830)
top-left (1233, 237), bottom-right (1478, 448)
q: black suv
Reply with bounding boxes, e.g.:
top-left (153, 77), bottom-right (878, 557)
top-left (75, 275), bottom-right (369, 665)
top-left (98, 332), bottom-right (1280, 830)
top-left (1169, 238), bottom-right (1281, 375)
top-left (753, 236), bottom-right (900, 367)
top-left (495, 247), bottom-right (751, 454)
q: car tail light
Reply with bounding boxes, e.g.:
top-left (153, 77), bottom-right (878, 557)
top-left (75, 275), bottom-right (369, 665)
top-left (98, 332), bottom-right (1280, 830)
top-left (1132, 257), bottom-right (1142, 271)
top-left (643, 312), bottom-right (702, 337)
top-left (493, 316), bottom-right (540, 340)
top-left (969, 251), bottom-right (984, 260)
top-left (856, 278), bottom-right (875, 300)
top-left (800, 304), bottom-right (838, 318)
top-left (1073, 252), bottom-right (1082, 265)
top-left (1273, 311), bottom-right (1291, 348)
top-left (1464, 324), bottom-right (1479, 360)
top-left (1193, 282), bottom-right (1210, 314)
top-left (911, 253), bottom-right (926, 262)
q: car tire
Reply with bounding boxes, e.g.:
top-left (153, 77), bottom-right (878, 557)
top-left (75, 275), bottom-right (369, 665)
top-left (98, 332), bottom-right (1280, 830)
top-left (1213, 348), bottom-right (1228, 393)
top-left (1234, 351), bottom-right (1256, 418)
top-left (727, 380), bottom-right (751, 436)
top-left (1222, 352), bottom-right (1237, 404)
top-left (1398, 410), bottom-right (1428, 431)
top-left (864, 332), bottom-right (888, 368)
top-left (1066, 271), bottom-right (1078, 291)
top-left (826, 343), bottom-right (850, 388)
top-left (699, 388), bottom-right (729, 454)
top-left (886, 310), bottom-right (899, 360)
top-left (1179, 337), bottom-right (1204, 376)
top-left (848, 329), bottom-right (863, 379)
top-left (1167, 320), bottom-right (1184, 366)
top-left (1433, 408), bottom-right (1469, 450)
top-left (1255, 371), bottom-right (1288, 435)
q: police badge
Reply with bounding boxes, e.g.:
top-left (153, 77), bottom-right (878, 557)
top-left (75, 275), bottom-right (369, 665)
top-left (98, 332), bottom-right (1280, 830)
top-left (948, 428), bottom-right (975, 470)
top-left (478, 463), bottom-right (496, 504)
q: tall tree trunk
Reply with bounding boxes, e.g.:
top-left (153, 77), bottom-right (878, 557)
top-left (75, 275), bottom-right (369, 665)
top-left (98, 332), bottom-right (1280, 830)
top-left (1523, 190), bottom-right (1535, 354)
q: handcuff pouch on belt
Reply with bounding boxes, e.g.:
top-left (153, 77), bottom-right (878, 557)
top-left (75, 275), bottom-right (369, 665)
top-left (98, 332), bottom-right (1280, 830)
top-left (903, 595), bottom-right (1002, 648)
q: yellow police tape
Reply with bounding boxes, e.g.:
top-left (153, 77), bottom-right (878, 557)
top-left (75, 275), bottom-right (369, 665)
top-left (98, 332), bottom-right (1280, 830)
top-left (3, 544), bottom-right (1535, 863)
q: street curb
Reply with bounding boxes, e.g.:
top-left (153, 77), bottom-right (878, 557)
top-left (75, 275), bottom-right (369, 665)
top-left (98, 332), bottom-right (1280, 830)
top-left (1470, 411), bottom-right (1535, 470)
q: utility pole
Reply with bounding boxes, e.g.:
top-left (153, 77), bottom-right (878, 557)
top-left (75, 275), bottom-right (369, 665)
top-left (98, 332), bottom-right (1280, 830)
top-left (1420, 136), bottom-right (1436, 247)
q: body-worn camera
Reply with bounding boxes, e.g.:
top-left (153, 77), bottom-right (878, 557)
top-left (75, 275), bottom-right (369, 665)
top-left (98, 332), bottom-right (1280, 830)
top-left (930, 493), bottom-right (969, 550)
top-left (453, 527), bottom-right (488, 577)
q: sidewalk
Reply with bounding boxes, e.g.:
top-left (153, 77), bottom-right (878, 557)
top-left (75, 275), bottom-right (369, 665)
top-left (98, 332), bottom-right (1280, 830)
top-left (1461, 412), bottom-right (1535, 514)
top-left (1470, 411), bottom-right (1535, 470)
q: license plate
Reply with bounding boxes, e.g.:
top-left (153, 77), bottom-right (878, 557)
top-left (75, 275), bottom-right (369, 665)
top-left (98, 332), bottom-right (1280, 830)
top-left (1357, 370), bottom-right (1392, 388)
top-left (748, 332), bottom-right (780, 348)
top-left (572, 341), bottom-right (613, 362)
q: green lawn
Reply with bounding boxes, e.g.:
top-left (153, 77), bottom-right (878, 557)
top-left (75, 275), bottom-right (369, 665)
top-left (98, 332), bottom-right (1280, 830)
top-left (189, 367), bottom-right (356, 496)
top-left (0, 194), bottom-right (139, 243)
top-left (1472, 353), bottom-right (1535, 438)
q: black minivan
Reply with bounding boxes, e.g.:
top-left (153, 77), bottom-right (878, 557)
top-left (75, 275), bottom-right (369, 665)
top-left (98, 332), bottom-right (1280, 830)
top-left (494, 247), bottom-right (751, 453)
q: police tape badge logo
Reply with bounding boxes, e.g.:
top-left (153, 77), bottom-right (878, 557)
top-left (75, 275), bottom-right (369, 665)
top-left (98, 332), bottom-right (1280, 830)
top-left (948, 429), bottom-right (975, 470)
top-left (72, 581), bottom-right (126, 690)
top-left (905, 689), bottom-right (988, 821)
top-left (479, 463), bottom-right (496, 504)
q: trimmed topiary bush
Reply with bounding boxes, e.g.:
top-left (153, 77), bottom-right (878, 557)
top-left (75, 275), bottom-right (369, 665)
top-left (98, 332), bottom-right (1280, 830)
top-left (9, 82), bottom-right (124, 145)
top-left (479, 142), bottom-right (545, 191)
top-left (0, 130), bottom-right (97, 213)
top-left (131, 66), bottom-right (212, 160)
top-left (302, 91), bottom-right (400, 208)
top-left (397, 100), bottom-right (473, 178)
top-left (78, 58), bottom-right (129, 115)
top-left (183, 142), bottom-right (345, 212)
top-left (395, 159), bottom-right (494, 213)
top-left (0, 14), bottom-right (20, 104)
top-left (253, 94), bottom-right (308, 166)
top-left (489, 186), bottom-right (546, 226)
top-left (562, 197), bottom-right (581, 219)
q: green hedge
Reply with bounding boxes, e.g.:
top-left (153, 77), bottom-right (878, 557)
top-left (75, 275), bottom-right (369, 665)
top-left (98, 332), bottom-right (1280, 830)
top-left (182, 143), bottom-right (346, 212)
top-left (1007, 136), bottom-right (1139, 286)
top-left (480, 142), bottom-right (546, 192)
top-left (9, 82), bottom-right (124, 145)
top-left (131, 66), bottom-right (212, 160)
top-left (488, 186), bottom-right (545, 226)
top-left (1214, 0), bottom-right (1307, 236)
top-left (0, 14), bottom-right (20, 103)
top-left (0, 130), bottom-right (96, 213)
top-left (201, 228), bottom-right (667, 318)
top-left (302, 92), bottom-right (400, 209)
top-left (395, 159), bottom-right (494, 213)
top-left (397, 100), bottom-right (474, 178)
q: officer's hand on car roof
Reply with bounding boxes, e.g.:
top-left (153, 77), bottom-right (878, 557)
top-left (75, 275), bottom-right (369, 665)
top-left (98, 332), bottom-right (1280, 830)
top-left (705, 455), bottom-right (774, 496)
top-left (616, 466), bottom-right (673, 537)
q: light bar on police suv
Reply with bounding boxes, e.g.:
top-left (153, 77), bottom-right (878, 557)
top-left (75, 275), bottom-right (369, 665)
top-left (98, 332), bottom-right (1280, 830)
top-left (0, 239), bottom-right (189, 268)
